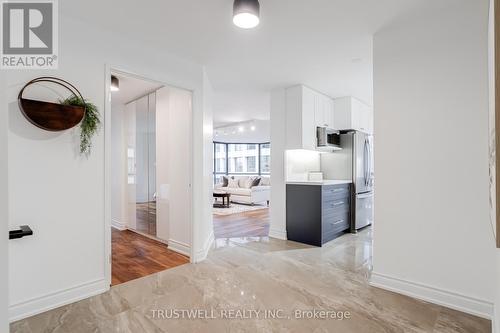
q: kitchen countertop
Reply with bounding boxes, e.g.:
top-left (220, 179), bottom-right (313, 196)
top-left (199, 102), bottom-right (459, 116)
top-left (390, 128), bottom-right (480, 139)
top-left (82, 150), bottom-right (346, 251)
top-left (286, 180), bottom-right (352, 186)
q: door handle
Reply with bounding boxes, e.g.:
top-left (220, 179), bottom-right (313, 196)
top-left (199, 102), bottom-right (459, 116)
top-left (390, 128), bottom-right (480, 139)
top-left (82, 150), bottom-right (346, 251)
top-left (9, 225), bottom-right (33, 240)
top-left (363, 138), bottom-right (370, 186)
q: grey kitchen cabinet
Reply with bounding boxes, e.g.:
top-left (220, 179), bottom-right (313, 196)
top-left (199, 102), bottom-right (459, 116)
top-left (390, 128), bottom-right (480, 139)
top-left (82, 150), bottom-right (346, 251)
top-left (286, 183), bottom-right (351, 246)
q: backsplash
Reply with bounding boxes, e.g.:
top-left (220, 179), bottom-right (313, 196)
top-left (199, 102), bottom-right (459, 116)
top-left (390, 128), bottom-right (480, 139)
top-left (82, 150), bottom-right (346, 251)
top-left (285, 149), bottom-right (320, 181)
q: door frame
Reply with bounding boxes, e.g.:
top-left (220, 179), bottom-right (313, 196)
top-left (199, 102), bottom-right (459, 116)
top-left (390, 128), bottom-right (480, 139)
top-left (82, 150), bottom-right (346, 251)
top-left (103, 64), bottom-right (195, 287)
top-left (0, 77), bottom-right (9, 331)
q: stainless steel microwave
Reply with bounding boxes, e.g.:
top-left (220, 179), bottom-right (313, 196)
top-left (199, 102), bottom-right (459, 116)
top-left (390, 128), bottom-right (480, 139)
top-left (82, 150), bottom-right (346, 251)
top-left (317, 127), bottom-right (341, 148)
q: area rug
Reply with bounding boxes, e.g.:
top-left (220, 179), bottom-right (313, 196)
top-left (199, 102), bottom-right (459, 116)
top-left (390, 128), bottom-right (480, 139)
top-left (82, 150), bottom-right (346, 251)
top-left (213, 202), bottom-right (268, 216)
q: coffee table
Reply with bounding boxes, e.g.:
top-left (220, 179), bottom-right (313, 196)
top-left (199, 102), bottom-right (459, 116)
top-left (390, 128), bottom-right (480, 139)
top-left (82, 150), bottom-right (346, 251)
top-left (213, 191), bottom-right (231, 208)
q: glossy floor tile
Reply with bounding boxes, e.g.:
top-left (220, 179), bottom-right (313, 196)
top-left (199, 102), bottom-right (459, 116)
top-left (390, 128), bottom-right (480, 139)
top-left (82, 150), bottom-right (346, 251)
top-left (11, 228), bottom-right (491, 333)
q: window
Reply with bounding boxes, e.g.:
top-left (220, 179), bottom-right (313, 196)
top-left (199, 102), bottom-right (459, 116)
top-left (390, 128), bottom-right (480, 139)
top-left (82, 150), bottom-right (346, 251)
top-left (227, 143), bottom-right (259, 174)
top-left (246, 156), bottom-right (256, 172)
top-left (260, 143), bottom-right (271, 174)
top-left (214, 143), bottom-right (227, 173)
top-left (235, 157), bottom-right (244, 172)
top-left (213, 142), bottom-right (271, 183)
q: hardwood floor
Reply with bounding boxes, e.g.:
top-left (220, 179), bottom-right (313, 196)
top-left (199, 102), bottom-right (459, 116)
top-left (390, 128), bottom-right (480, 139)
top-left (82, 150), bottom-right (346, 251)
top-left (112, 228), bottom-right (189, 286)
top-left (213, 208), bottom-right (270, 239)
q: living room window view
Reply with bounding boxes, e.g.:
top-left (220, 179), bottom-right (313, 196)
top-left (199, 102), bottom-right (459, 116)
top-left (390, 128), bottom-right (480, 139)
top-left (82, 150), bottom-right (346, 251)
top-left (212, 122), bottom-right (271, 240)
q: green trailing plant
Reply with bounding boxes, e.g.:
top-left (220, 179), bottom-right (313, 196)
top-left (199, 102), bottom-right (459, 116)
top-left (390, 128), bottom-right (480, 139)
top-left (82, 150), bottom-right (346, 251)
top-left (60, 95), bottom-right (100, 156)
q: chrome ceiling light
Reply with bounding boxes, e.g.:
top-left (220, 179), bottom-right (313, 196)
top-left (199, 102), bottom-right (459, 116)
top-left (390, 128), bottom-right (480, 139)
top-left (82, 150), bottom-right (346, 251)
top-left (110, 75), bottom-right (119, 92)
top-left (233, 0), bottom-right (260, 29)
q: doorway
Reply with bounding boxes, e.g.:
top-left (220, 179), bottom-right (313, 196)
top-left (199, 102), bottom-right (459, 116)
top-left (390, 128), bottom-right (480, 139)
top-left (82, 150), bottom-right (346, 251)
top-left (108, 70), bottom-right (192, 285)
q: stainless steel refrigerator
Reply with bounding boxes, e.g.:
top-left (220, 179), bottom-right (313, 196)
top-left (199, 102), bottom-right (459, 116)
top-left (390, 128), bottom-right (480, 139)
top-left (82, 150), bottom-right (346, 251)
top-left (324, 131), bottom-right (374, 230)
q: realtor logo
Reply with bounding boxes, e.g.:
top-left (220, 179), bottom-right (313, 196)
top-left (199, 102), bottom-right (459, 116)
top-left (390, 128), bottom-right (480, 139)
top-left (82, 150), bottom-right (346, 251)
top-left (1, 0), bottom-right (58, 69)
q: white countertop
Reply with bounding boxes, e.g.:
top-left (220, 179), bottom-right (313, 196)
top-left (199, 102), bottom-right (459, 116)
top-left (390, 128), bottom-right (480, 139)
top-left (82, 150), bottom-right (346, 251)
top-left (286, 180), bottom-right (352, 186)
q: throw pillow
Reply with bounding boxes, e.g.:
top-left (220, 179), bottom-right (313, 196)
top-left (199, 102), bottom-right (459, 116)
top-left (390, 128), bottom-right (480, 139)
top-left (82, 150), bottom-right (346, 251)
top-left (243, 176), bottom-right (255, 189)
top-left (251, 177), bottom-right (261, 187)
top-left (222, 176), bottom-right (229, 187)
top-left (238, 176), bottom-right (249, 188)
top-left (228, 177), bottom-right (239, 188)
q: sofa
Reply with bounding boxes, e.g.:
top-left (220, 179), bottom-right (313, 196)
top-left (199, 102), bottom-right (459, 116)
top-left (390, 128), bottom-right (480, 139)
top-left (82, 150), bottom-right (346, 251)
top-left (215, 176), bottom-right (270, 205)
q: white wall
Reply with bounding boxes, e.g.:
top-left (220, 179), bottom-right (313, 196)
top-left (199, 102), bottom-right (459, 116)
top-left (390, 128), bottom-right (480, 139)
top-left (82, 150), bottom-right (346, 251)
top-left (0, 74), bottom-right (9, 332)
top-left (6, 14), bottom-right (211, 321)
top-left (372, 0), bottom-right (496, 318)
top-left (269, 88), bottom-right (287, 240)
top-left (192, 70), bottom-right (214, 262)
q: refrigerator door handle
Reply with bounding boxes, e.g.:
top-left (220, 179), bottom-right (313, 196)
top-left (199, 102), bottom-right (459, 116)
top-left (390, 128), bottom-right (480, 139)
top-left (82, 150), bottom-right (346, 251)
top-left (357, 192), bottom-right (373, 199)
top-left (367, 138), bottom-right (372, 187)
top-left (364, 138), bottom-right (369, 187)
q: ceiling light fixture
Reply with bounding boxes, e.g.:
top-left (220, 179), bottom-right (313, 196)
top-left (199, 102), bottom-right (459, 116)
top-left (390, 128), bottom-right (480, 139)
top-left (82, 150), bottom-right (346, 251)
top-left (238, 126), bottom-right (245, 132)
top-left (233, 0), bottom-right (260, 29)
top-left (250, 125), bottom-right (256, 131)
top-left (110, 75), bottom-right (119, 92)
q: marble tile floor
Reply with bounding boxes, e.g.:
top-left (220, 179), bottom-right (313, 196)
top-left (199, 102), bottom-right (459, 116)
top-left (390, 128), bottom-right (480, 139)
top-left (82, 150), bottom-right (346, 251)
top-left (11, 228), bottom-right (491, 333)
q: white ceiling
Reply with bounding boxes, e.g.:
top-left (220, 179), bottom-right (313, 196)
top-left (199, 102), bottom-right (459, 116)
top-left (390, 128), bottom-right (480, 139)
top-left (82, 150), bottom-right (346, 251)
top-left (63, 0), bottom-right (453, 125)
top-left (110, 73), bottom-right (163, 106)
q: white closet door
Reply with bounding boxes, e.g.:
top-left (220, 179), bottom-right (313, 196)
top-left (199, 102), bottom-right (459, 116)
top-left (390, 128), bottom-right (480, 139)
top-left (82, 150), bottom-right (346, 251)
top-left (167, 87), bottom-right (192, 251)
top-left (155, 86), bottom-right (193, 251)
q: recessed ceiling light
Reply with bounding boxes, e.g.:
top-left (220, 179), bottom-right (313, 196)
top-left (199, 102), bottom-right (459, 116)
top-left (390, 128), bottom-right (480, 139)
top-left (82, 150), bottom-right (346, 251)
top-left (238, 126), bottom-right (245, 132)
top-left (110, 75), bottom-right (119, 92)
top-left (250, 125), bottom-right (256, 131)
top-left (233, 0), bottom-right (260, 29)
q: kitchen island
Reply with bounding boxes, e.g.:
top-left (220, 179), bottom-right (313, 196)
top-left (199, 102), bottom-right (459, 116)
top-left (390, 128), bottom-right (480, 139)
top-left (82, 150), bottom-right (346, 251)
top-left (286, 180), bottom-right (352, 246)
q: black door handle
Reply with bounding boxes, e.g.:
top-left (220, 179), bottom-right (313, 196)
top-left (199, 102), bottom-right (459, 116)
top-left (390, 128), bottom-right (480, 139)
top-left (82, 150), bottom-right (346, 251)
top-left (9, 225), bottom-right (33, 240)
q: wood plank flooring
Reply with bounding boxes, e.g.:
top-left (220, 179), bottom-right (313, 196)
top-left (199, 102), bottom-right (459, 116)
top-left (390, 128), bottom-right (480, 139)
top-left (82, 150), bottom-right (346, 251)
top-left (112, 228), bottom-right (189, 286)
top-left (213, 208), bottom-right (270, 239)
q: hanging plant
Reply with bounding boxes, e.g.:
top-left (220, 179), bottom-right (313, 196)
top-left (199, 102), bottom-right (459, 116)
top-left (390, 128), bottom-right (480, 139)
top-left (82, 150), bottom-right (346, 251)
top-left (60, 95), bottom-right (101, 156)
top-left (18, 77), bottom-right (101, 157)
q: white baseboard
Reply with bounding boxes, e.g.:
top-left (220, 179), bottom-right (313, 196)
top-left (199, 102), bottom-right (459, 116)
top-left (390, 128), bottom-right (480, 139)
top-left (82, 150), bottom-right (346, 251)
top-left (111, 219), bottom-right (127, 231)
top-left (370, 272), bottom-right (493, 319)
top-left (193, 231), bottom-right (214, 263)
top-left (168, 239), bottom-right (191, 257)
top-left (9, 278), bottom-right (108, 322)
top-left (269, 227), bottom-right (287, 240)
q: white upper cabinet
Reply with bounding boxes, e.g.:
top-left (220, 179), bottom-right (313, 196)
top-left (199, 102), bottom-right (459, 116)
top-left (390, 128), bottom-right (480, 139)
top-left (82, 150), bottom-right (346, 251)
top-left (333, 96), bottom-right (373, 134)
top-left (314, 93), bottom-right (334, 128)
top-left (285, 85), bottom-right (335, 150)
